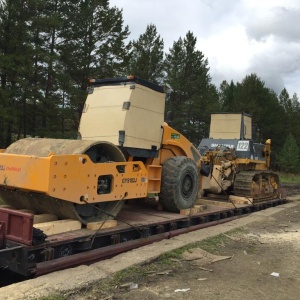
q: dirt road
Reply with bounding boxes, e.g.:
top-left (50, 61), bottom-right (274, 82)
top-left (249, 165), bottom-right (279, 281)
top-left (1, 194), bottom-right (299, 300)
top-left (67, 199), bottom-right (300, 300)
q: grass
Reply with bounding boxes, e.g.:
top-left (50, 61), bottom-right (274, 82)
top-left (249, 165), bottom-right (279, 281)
top-left (95, 231), bottom-right (244, 289)
top-left (113, 265), bottom-right (148, 284)
top-left (159, 228), bottom-right (245, 264)
top-left (36, 296), bottom-right (66, 300)
top-left (2, 169), bottom-right (294, 300)
top-left (279, 172), bottom-right (300, 184)
top-left (35, 229), bottom-right (247, 299)
top-left (57, 232), bottom-right (240, 300)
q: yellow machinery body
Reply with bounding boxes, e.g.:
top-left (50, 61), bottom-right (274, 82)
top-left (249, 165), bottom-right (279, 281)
top-left (0, 153), bottom-right (148, 203)
top-left (0, 79), bottom-right (278, 223)
top-left (0, 77), bottom-right (200, 223)
top-left (198, 113), bottom-right (279, 200)
top-left (0, 123), bottom-right (197, 204)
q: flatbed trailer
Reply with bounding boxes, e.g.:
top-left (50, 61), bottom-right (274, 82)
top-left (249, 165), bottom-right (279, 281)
top-left (0, 197), bottom-right (286, 282)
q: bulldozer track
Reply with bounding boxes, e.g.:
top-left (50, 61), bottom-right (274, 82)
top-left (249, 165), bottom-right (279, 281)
top-left (0, 196), bottom-right (286, 285)
top-left (233, 171), bottom-right (280, 202)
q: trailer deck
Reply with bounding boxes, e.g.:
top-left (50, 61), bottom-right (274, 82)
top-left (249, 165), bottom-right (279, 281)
top-left (0, 197), bottom-right (286, 281)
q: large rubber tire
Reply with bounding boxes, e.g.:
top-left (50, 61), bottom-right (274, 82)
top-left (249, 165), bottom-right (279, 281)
top-left (159, 156), bottom-right (199, 212)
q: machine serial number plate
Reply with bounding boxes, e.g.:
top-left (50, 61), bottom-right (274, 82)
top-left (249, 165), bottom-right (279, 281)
top-left (237, 140), bottom-right (249, 151)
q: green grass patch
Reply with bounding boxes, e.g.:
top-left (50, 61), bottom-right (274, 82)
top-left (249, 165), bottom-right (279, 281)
top-left (245, 245), bottom-right (257, 254)
top-left (113, 265), bottom-right (144, 284)
top-left (36, 295), bottom-right (66, 300)
top-left (196, 233), bottom-right (231, 253)
top-left (279, 173), bottom-right (300, 184)
top-left (37, 228), bottom-right (247, 300)
top-left (109, 229), bottom-right (247, 286)
top-left (112, 260), bottom-right (171, 285)
top-left (111, 230), bottom-right (246, 285)
top-left (81, 263), bottom-right (168, 298)
top-left (159, 228), bottom-right (246, 264)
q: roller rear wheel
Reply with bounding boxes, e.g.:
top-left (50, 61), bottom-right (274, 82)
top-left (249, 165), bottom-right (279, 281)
top-left (159, 156), bottom-right (199, 212)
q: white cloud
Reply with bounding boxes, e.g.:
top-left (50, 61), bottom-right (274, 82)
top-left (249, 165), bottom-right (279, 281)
top-left (110, 0), bottom-right (300, 97)
top-left (245, 7), bottom-right (300, 42)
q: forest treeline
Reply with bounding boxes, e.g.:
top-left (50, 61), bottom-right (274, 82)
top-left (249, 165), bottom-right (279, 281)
top-left (0, 0), bottom-right (299, 172)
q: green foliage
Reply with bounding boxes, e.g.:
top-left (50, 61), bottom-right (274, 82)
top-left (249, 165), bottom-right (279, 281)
top-left (0, 0), bottom-right (299, 171)
top-left (279, 173), bottom-right (300, 183)
top-left (0, 0), bottom-right (129, 146)
top-left (159, 232), bottom-right (238, 262)
top-left (279, 89), bottom-right (300, 149)
top-left (36, 295), bottom-right (66, 300)
top-left (219, 74), bottom-right (286, 157)
top-left (219, 80), bottom-right (237, 111)
top-left (126, 24), bottom-right (164, 83)
top-left (165, 31), bottom-right (220, 145)
top-left (277, 134), bottom-right (300, 173)
top-left (113, 231), bottom-right (241, 284)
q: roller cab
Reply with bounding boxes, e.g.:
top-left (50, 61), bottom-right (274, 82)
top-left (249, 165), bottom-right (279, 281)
top-left (79, 76), bottom-right (165, 155)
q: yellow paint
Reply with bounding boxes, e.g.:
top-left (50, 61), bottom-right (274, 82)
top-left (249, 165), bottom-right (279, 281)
top-left (0, 153), bottom-right (149, 204)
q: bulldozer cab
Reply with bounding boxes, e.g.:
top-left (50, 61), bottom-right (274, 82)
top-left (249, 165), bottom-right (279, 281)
top-left (209, 113), bottom-right (252, 140)
top-left (198, 113), bottom-right (265, 161)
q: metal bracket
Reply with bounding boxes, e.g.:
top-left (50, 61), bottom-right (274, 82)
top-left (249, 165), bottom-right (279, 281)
top-left (0, 221), bottom-right (5, 248)
top-left (0, 208), bottom-right (33, 245)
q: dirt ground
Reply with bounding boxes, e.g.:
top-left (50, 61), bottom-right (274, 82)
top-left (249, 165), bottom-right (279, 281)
top-left (65, 188), bottom-right (300, 300)
top-left (1, 184), bottom-right (299, 299)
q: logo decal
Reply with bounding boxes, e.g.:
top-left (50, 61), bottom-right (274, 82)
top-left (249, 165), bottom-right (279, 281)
top-left (1, 165), bottom-right (21, 172)
top-left (171, 133), bottom-right (180, 140)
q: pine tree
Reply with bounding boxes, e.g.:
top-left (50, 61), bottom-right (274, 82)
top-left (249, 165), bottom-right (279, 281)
top-left (290, 93), bottom-right (300, 146)
top-left (24, 0), bottom-right (68, 138)
top-left (0, 0), bottom-right (130, 143)
top-left (277, 133), bottom-right (300, 173)
top-left (0, 0), bottom-right (41, 146)
top-left (165, 31), bottom-right (220, 145)
top-left (219, 80), bottom-right (237, 111)
top-left (126, 24), bottom-right (164, 83)
top-left (229, 74), bottom-right (285, 153)
top-left (279, 89), bottom-right (300, 148)
top-left (58, 0), bottom-right (130, 129)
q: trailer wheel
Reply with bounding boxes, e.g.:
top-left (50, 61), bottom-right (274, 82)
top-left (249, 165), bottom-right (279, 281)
top-left (159, 156), bottom-right (199, 212)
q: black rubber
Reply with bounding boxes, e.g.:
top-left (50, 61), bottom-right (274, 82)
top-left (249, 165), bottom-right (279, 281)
top-left (159, 156), bottom-right (199, 212)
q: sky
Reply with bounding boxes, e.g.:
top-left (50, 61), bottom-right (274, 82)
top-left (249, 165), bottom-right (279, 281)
top-left (110, 0), bottom-right (300, 97)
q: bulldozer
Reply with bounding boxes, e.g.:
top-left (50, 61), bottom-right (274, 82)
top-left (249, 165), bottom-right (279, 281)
top-left (0, 77), bottom-right (279, 225)
top-left (198, 113), bottom-right (279, 201)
